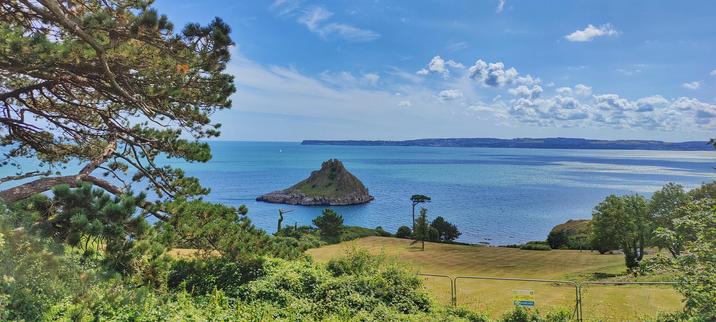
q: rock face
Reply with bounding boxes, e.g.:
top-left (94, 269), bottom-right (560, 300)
top-left (256, 159), bottom-right (374, 206)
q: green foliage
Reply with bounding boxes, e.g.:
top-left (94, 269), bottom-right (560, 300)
top-left (655, 200), bottom-right (716, 320)
top-left (592, 194), bottom-right (651, 269)
top-left (0, 226), bottom-right (99, 322)
top-left (242, 249), bottom-right (433, 319)
top-left (168, 257), bottom-right (265, 297)
top-left (413, 208), bottom-right (430, 250)
top-left (396, 225), bottom-right (413, 238)
top-left (547, 219), bottom-right (592, 250)
top-left (519, 241), bottom-right (552, 251)
top-left (375, 226), bottom-right (392, 237)
top-left (649, 183), bottom-right (692, 257)
top-left (162, 198), bottom-right (303, 259)
top-left (430, 216), bottom-right (461, 241)
top-left (287, 159), bottom-right (371, 200)
top-left (6, 194), bottom-right (51, 228)
top-left (410, 194), bottom-right (432, 204)
top-left (499, 307), bottom-right (571, 322)
top-left (313, 208), bottom-right (344, 241)
top-left (0, 1), bottom-right (236, 207)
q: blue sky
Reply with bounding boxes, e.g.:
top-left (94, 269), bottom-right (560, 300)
top-left (154, 0), bottom-right (716, 141)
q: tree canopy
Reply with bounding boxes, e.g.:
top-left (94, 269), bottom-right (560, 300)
top-left (591, 194), bottom-right (651, 269)
top-left (0, 0), bottom-right (235, 220)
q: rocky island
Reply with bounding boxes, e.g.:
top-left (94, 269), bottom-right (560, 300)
top-left (256, 159), bottom-right (374, 206)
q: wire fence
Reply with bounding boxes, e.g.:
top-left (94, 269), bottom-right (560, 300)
top-left (417, 273), bottom-right (681, 322)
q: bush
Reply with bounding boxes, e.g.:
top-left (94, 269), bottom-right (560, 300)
top-left (375, 226), bottom-right (392, 237)
top-left (396, 225), bottom-right (412, 238)
top-left (430, 216), bottom-right (461, 241)
top-left (168, 257), bottom-right (265, 297)
top-left (519, 241), bottom-right (552, 251)
top-left (500, 307), bottom-right (571, 322)
top-left (547, 219), bottom-right (591, 250)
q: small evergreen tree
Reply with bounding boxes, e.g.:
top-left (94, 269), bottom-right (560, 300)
top-left (313, 208), bottom-right (344, 241)
top-left (413, 208), bottom-right (430, 250)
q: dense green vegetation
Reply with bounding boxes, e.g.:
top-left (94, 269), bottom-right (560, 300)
top-left (1, 196), bottom-right (576, 321)
top-left (547, 220), bottom-right (592, 250)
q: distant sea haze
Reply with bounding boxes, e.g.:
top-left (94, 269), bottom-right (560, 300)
top-left (302, 137), bottom-right (713, 151)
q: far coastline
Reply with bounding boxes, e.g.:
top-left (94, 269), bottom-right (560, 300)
top-left (302, 137), bottom-right (713, 151)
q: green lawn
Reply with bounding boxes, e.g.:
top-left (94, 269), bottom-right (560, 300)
top-left (306, 236), bottom-right (683, 321)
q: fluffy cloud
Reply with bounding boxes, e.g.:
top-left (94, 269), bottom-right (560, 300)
top-left (417, 56), bottom-right (464, 77)
top-left (508, 85), bottom-right (542, 99)
top-left (556, 84), bottom-right (591, 96)
top-left (682, 81), bottom-right (702, 90)
top-left (634, 95), bottom-right (669, 112)
top-left (565, 24), bottom-right (619, 42)
top-left (574, 84), bottom-right (592, 96)
top-left (438, 89), bottom-right (464, 100)
top-left (711, 69), bottom-right (716, 76)
top-left (468, 60), bottom-right (518, 87)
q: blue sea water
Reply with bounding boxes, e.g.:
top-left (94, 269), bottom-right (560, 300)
top-left (167, 141), bottom-right (716, 245)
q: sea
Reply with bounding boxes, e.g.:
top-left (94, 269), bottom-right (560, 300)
top-left (3, 141), bottom-right (715, 245)
top-left (171, 141), bottom-right (716, 245)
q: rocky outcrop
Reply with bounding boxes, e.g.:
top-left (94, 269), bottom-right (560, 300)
top-left (256, 159), bottom-right (374, 206)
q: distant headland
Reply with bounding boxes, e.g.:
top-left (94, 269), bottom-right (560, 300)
top-left (301, 137), bottom-right (712, 151)
top-left (257, 159), bottom-right (374, 206)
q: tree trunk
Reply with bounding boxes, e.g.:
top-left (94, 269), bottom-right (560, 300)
top-left (411, 203), bottom-right (416, 232)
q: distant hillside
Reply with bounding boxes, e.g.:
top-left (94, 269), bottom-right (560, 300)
top-left (302, 137), bottom-right (713, 151)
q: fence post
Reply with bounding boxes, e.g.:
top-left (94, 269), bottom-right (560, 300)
top-left (575, 283), bottom-right (583, 322)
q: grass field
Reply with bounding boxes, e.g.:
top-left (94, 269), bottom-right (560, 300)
top-left (306, 236), bottom-right (683, 321)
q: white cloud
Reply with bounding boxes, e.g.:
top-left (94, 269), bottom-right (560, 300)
top-left (634, 95), bottom-right (668, 112)
top-left (496, 0), bottom-right (506, 13)
top-left (508, 85), bottom-right (542, 99)
top-left (292, 6), bottom-right (379, 42)
top-left (418, 56), bottom-right (464, 77)
top-left (228, 47), bottom-right (716, 138)
top-left (270, 0), bottom-right (301, 16)
top-left (556, 87), bottom-right (572, 95)
top-left (711, 69), bottom-right (716, 76)
top-left (297, 7), bottom-right (332, 31)
top-left (438, 89), bottom-right (464, 100)
top-left (468, 60), bottom-right (518, 87)
top-left (565, 24), bottom-right (619, 42)
top-left (682, 81), bottom-right (702, 90)
top-left (574, 84), bottom-right (592, 96)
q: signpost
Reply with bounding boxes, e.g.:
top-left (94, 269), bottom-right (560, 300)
top-left (513, 290), bottom-right (535, 307)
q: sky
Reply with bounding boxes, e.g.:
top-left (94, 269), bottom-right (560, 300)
top-left (154, 0), bottom-right (716, 142)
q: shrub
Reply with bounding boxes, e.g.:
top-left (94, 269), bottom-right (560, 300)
top-left (396, 226), bottom-right (412, 238)
top-left (375, 226), bottom-right (392, 237)
top-left (519, 241), bottom-right (552, 251)
top-left (313, 208), bottom-right (344, 241)
top-left (430, 216), bottom-right (461, 241)
top-left (168, 257), bottom-right (265, 297)
top-left (547, 219), bottom-right (591, 250)
top-left (500, 307), bottom-right (571, 322)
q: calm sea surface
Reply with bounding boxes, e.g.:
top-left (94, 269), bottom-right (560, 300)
top-left (170, 141), bottom-right (716, 245)
top-left (3, 141), bottom-right (715, 245)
